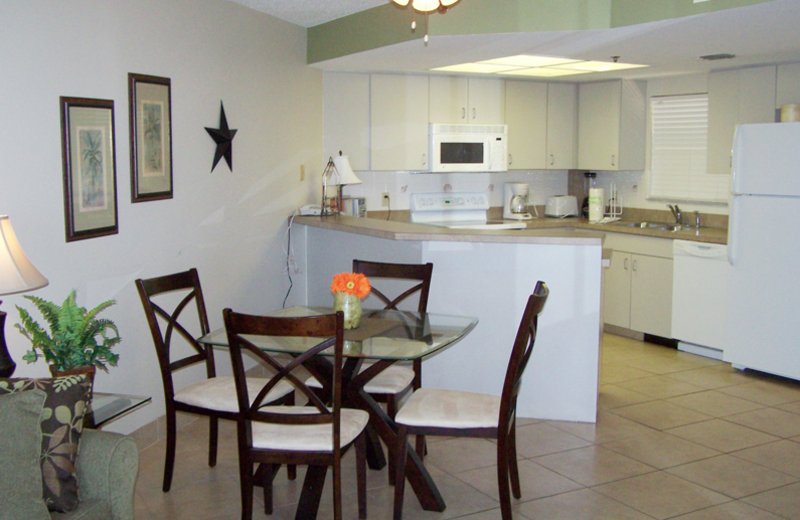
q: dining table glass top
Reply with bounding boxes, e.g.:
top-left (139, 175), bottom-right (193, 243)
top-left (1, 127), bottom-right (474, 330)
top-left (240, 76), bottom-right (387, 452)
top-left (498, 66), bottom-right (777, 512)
top-left (198, 306), bottom-right (478, 361)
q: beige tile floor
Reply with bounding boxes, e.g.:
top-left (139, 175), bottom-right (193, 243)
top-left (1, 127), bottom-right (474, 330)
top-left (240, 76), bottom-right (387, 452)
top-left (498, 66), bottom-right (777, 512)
top-left (134, 334), bottom-right (800, 519)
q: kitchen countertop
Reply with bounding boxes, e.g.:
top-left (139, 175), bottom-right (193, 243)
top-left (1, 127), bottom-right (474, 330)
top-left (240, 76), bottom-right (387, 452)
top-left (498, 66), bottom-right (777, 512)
top-left (294, 214), bottom-right (727, 245)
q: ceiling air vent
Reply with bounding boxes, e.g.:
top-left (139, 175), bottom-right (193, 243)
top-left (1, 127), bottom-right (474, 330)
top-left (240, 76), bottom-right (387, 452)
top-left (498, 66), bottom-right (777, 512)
top-left (699, 53), bottom-right (737, 61)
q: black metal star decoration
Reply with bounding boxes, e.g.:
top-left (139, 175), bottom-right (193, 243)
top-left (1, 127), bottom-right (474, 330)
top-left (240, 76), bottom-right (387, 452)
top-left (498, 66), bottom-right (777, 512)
top-left (205, 101), bottom-right (237, 172)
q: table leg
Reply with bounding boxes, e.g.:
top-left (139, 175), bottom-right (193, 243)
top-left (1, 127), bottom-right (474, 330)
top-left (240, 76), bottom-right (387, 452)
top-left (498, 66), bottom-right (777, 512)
top-left (364, 423), bottom-right (387, 470)
top-left (295, 464), bottom-right (327, 520)
top-left (348, 374), bottom-right (445, 512)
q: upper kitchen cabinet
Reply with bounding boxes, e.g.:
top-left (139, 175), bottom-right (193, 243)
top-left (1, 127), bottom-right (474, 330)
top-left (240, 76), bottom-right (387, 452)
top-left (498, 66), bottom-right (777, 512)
top-left (429, 76), bottom-right (505, 125)
top-left (546, 83), bottom-right (577, 170)
top-left (504, 80), bottom-right (547, 169)
top-left (707, 66), bottom-right (777, 175)
top-left (323, 72), bottom-right (370, 171)
top-left (370, 74), bottom-right (430, 171)
top-left (578, 80), bottom-right (646, 171)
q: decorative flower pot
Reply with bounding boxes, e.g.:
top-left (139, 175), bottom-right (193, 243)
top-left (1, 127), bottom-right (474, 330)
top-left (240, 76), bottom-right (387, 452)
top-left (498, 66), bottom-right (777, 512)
top-left (49, 365), bottom-right (96, 397)
top-left (333, 292), bottom-right (362, 329)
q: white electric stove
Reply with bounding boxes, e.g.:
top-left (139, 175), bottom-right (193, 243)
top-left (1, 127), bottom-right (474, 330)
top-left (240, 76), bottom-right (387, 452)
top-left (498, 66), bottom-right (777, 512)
top-left (409, 192), bottom-right (527, 230)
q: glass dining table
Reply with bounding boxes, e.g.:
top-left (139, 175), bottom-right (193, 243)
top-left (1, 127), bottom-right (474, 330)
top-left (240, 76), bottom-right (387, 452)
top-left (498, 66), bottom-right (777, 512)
top-left (198, 306), bottom-right (478, 518)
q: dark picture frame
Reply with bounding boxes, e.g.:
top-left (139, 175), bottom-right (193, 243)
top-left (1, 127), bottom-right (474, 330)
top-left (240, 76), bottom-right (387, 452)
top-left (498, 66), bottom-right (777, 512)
top-left (128, 73), bottom-right (173, 202)
top-left (60, 96), bottom-right (119, 242)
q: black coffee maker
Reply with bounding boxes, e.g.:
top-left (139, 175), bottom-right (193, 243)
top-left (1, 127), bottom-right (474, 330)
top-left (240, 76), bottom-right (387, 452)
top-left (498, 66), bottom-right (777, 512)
top-left (581, 172), bottom-right (597, 218)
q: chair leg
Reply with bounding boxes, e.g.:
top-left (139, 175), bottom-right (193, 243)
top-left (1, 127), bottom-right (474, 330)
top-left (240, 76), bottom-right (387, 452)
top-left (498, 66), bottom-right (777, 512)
top-left (240, 458), bottom-right (254, 520)
top-left (261, 463), bottom-right (279, 515)
top-left (333, 458), bottom-right (342, 520)
top-left (496, 435), bottom-right (513, 520)
top-left (163, 410), bottom-right (177, 492)
top-left (387, 395), bottom-right (397, 485)
top-left (393, 425), bottom-right (409, 520)
top-left (508, 421), bottom-right (521, 499)
top-left (356, 433), bottom-right (367, 519)
top-left (208, 416), bottom-right (219, 467)
top-left (415, 434), bottom-right (427, 460)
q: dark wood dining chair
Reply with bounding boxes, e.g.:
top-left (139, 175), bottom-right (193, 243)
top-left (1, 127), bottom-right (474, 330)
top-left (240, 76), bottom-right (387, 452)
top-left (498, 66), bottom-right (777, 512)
top-left (136, 268), bottom-right (294, 492)
top-left (354, 260), bottom-right (433, 479)
top-left (392, 281), bottom-right (549, 520)
top-left (223, 308), bottom-right (368, 520)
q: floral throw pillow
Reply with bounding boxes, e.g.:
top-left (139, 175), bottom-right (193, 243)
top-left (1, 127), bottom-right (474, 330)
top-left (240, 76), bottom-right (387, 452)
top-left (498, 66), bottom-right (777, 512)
top-left (0, 375), bottom-right (91, 513)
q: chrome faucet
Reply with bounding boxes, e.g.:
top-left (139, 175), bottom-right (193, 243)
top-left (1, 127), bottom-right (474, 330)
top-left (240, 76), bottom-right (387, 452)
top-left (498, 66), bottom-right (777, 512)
top-left (667, 204), bottom-right (682, 225)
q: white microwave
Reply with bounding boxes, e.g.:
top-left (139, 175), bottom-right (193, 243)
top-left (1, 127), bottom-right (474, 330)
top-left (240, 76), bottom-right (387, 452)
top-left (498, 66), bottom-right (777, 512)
top-left (429, 124), bottom-right (508, 172)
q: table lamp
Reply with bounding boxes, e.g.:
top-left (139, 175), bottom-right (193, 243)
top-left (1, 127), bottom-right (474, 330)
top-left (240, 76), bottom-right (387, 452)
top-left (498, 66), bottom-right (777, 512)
top-left (321, 152), bottom-right (362, 216)
top-left (0, 215), bottom-right (48, 377)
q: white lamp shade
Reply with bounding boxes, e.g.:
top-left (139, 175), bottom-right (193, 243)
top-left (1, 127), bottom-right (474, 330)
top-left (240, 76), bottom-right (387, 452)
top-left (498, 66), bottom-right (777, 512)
top-left (0, 216), bottom-right (48, 296)
top-left (333, 155), bottom-right (362, 186)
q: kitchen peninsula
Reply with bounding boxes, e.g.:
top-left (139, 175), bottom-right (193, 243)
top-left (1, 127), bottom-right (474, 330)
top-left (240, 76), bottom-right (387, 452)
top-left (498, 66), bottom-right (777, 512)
top-left (293, 215), bottom-right (604, 423)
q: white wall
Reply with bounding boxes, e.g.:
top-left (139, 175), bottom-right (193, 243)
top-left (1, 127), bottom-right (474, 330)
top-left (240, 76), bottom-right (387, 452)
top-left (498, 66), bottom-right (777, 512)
top-left (0, 0), bottom-right (321, 434)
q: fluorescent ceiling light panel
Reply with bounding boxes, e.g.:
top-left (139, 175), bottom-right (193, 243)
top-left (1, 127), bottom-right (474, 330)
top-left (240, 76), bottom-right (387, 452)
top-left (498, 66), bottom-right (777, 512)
top-left (431, 63), bottom-right (520, 73)
top-left (477, 55), bottom-right (581, 68)
top-left (503, 68), bottom-right (592, 77)
top-left (551, 60), bottom-right (648, 72)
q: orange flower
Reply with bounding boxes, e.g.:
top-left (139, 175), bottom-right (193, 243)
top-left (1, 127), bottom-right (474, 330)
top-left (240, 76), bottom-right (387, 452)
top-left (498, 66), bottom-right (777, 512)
top-left (331, 272), bottom-right (371, 299)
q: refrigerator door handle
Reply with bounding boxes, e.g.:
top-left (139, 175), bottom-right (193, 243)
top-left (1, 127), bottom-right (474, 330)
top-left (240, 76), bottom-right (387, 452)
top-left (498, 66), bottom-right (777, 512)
top-left (728, 195), bottom-right (739, 266)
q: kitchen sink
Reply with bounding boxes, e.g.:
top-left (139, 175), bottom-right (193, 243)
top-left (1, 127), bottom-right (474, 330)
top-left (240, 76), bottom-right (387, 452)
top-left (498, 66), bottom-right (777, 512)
top-left (610, 221), bottom-right (696, 232)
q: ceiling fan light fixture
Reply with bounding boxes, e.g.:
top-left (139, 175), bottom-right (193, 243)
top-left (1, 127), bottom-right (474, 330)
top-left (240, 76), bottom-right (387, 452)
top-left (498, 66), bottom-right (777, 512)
top-left (391, 0), bottom-right (460, 11)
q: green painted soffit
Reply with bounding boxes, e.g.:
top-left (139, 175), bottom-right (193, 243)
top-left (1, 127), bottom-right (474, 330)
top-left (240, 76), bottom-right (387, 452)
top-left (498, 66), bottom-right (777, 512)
top-left (307, 0), bottom-right (778, 65)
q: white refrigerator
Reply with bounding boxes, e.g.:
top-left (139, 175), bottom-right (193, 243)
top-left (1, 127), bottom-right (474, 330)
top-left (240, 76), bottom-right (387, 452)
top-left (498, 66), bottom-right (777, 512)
top-left (724, 122), bottom-right (800, 380)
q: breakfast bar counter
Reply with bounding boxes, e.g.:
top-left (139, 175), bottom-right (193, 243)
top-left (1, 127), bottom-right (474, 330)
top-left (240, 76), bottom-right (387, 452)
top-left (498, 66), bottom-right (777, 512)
top-left (293, 214), bottom-right (604, 423)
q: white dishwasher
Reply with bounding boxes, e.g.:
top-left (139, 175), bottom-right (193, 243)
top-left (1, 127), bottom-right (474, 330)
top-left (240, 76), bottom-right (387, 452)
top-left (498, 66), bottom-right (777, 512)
top-left (671, 240), bottom-right (730, 360)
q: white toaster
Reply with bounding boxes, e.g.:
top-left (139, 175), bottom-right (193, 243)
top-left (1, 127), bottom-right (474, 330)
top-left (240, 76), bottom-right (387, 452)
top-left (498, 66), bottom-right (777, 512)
top-left (545, 196), bottom-right (579, 218)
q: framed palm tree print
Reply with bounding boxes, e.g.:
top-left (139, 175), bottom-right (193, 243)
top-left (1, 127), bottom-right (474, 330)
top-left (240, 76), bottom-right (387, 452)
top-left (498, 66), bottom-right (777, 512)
top-left (128, 73), bottom-right (173, 202)
top-left (60, 96), bottom-right (119, 242)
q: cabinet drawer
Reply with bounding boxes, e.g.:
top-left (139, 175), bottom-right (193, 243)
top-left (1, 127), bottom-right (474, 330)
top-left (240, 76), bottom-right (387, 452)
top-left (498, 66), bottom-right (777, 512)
top-left (603, 232), bottom-right (673, 258)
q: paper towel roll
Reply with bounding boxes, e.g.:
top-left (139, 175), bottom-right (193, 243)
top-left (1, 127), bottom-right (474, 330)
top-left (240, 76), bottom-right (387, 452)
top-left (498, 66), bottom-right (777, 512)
top-left (588, 188), bottom-right (604, 222)
top-left (781, 104), bottom-right (800, 122)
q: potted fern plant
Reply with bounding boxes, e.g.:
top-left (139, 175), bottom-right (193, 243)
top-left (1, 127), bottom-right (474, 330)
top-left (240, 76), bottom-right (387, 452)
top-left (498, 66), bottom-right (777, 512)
top-left (15, 290), bottom-right (121, 386)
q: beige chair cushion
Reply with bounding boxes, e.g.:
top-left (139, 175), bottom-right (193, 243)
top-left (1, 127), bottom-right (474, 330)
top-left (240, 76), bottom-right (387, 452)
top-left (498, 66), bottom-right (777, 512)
top-left (395, 388), bottom-right (500, 429)
top-left (251, 406), bottom-right (369, 452)
top-left (174, 376), bottom-right (293, 412)
top-left (306, 364), bottom-right (414, 394)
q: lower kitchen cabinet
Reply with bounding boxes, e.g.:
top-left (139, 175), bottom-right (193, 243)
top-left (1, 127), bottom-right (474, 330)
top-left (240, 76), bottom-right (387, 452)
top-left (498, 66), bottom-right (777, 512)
top-left (603, 233), bottom-right (673, 338)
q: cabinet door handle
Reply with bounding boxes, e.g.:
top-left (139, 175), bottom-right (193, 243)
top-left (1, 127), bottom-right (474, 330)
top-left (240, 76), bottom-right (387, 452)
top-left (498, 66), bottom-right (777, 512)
top-left (422, 153), bottom-right (427, 166)
top-left (550, 154), bottom-right (555, 166)
top-left (624, 258), bottom-right (629, 270)
top-left (508, 154), bottom-right (512, 165)
top-left (472, 108), bottom-right (476, 120)
top-left (611, 154), bottom-right (616, 167)
top-left (462, 107), bottom-right (466, 120)
top-left (632, 259), bottom-right (638, 272)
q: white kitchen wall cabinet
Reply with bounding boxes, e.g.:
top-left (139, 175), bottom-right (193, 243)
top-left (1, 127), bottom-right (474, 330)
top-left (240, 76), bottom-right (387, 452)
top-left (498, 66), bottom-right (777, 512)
top-left (578, 80), bottom-right (646, 171)
top-left (370, 74), bottom-right (430, 171)
top-left (707, 65), bottom-right (776, 175)
top-left (546, 82), bottom-right (577, 169)
top-left (429, 76), bottom-right (505, 124)
top-left (603, 233), bottom-right (673, 338)
top-left (505, 80), bottom-right (547, 169)
top-left (429, 76), bottom-right (469, 123)
top-left (323, 72), bottom-right (370, 171)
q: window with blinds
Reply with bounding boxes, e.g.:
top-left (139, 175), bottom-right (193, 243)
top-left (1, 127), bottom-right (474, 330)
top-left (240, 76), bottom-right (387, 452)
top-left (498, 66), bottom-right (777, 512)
top-left (649, 94), bottom-right (729, 203)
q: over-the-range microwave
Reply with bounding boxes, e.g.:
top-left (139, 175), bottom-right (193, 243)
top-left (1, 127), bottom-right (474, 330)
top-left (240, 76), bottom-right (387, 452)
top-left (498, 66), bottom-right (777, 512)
top-left (429, 124), bottom-right (508, 173)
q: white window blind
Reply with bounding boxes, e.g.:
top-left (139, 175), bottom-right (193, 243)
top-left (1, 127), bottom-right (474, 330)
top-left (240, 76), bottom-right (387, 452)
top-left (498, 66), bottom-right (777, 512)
top-left (649, 94), bottom-right (729, 202)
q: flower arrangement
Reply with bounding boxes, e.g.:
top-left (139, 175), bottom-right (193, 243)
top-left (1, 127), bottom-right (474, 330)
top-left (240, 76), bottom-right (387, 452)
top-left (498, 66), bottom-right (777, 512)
top-left (331, 272), bottom-right (371, 299)
top-left (331, 273), bottom-right (371, 329)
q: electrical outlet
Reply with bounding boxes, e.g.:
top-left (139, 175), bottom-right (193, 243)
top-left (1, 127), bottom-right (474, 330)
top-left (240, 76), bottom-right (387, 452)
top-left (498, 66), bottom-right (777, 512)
top-left (382, 192), bottom-right (390, 207)
top-left (300, 164), bottom-right (305, 181)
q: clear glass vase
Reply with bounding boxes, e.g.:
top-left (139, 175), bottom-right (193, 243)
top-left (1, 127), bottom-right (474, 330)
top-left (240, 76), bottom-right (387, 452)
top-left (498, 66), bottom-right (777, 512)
top-left (333, 292), bottom-right (362, 329)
